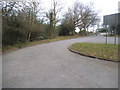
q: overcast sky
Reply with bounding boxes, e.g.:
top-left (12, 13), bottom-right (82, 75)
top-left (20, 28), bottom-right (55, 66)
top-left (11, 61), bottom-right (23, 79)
top-left (41, 0), bottom-right (120, 24)
top-left (11, 0), bottom-right (120, 23)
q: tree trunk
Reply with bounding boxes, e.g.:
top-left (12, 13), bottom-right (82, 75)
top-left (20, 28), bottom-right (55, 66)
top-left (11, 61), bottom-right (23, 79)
top-left (86, 27), bottom-right (89, 35)
top-left (27, 31), bottom-right (31, 41)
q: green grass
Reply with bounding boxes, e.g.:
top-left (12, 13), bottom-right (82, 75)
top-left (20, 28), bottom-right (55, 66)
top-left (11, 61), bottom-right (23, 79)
top-left (104, 35), bottom-right (120, 37)
top-left (2, 35), bottom-right (85, 53)
top-left (70, 43), bottom-right (119, 62)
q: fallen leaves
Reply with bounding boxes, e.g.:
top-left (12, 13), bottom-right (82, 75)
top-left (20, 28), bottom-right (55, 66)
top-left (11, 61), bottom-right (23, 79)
top-left (70, 43), bottom-right (118, 62)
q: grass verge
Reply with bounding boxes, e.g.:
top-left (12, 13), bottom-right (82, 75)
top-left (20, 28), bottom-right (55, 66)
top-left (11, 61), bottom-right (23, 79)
top-left (104, 35), bottom-right (120, 37)
top-left (2, 35), bottom-right (85, 53)
top-left (69, 43), bottom-right (119, 62)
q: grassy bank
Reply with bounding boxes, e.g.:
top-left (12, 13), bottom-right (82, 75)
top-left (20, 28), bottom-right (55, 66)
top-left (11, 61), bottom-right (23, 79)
top-left (2, 35), bottom-right (85, 53)
top-left (104, 35), bottom-right (120, 37)
top-left (70, 43), bottom-right (119, 62)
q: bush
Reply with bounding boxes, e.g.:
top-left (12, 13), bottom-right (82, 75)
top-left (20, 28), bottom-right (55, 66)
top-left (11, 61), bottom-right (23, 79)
top-left (58, 24), bottom-right (70, 36)
top-left (2, 26), bottom-right (26, 46)
top-left (79, 30), bottom-right (87, 35)
top-left (98, 28), bottom-right (108, 33)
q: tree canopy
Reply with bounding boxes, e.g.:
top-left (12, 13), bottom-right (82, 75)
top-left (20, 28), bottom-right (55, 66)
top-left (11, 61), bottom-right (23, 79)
top-left (1, 0), bottom-right (100, 47)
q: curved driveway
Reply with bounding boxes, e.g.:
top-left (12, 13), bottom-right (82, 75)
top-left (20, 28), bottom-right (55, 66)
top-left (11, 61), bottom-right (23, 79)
top-left (3, 35), bottom-right (118, 88)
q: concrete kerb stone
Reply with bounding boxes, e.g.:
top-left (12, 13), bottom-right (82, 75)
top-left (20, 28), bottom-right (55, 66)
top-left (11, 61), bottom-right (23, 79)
top-left (68, 46), bottom-right (119, 63)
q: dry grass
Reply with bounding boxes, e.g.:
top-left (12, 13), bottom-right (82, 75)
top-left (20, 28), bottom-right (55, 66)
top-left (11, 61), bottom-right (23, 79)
top-left (3, 35), bottom-right (84, 53)
top-left (70, 43), bottom-right (119, 62)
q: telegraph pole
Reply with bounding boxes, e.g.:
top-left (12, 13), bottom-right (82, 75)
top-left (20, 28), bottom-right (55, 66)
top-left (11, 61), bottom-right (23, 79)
top-left (105, 25), bottom-right (107, 44)
top-left (114, 26), bottom-right (117, 45)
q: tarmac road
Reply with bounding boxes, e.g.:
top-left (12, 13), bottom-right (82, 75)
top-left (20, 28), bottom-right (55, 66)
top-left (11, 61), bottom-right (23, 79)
top-left (2, 35), bottom-right (118, 88)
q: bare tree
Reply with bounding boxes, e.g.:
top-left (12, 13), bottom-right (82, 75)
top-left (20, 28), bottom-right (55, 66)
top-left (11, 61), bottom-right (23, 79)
top-left (27, 1), bottom-right (42, 41)
top-left (1, 0), bottom-right (45, 45)
top-left (62, 1), bottom-right (100, 35)
top-left (62, 8), bottom-right (75, 35)
top-left (46, 0), bottom-right (62, 38)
